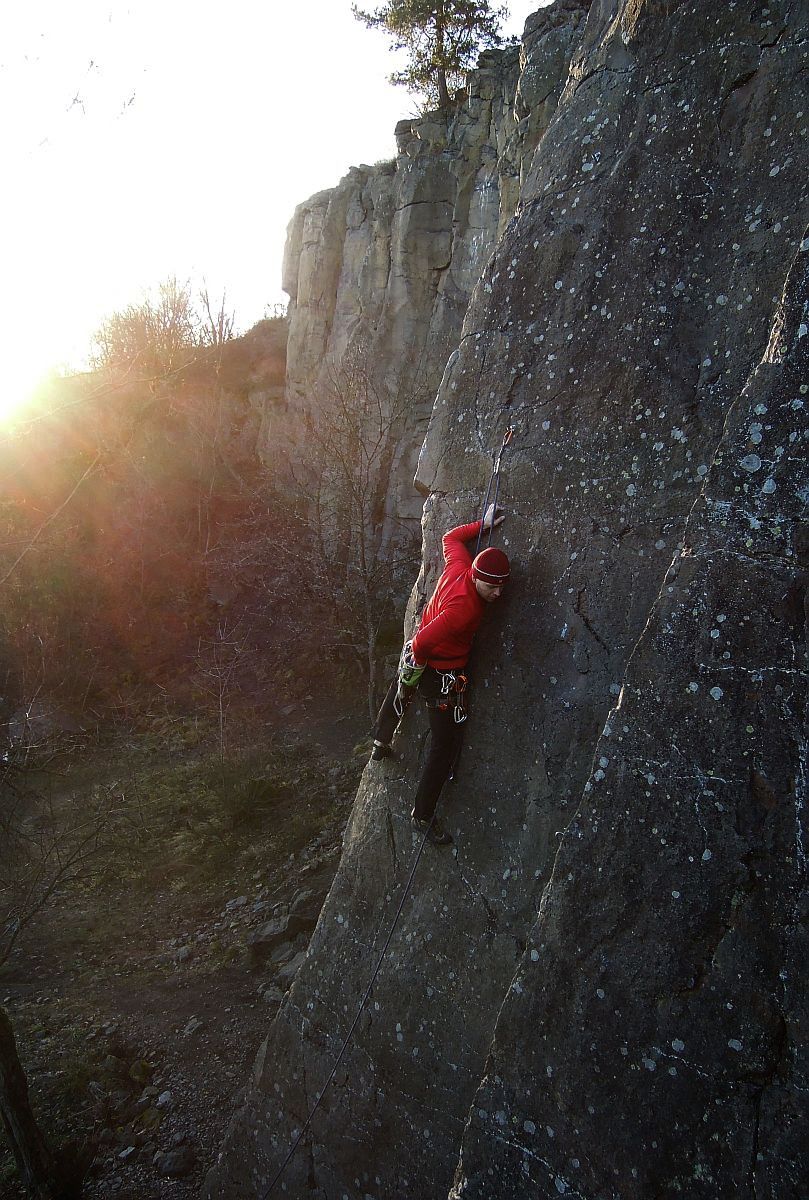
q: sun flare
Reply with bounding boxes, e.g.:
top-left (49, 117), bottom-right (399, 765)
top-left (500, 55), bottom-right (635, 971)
top-left (0, 358), bottom-right (53, 427)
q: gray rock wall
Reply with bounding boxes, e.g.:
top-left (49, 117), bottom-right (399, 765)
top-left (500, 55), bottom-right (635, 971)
top-left (205, 2), bottom-right (808, 1197)
top-left (273, 1), bottom-right (591, 536)
top-left (451, 222), bottom-right (808, 1200)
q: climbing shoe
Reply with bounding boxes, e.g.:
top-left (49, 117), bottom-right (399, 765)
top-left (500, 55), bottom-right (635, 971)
top-left (371, 740), bottom-right (393, 761)
top-left (411, 814), bottom-right (453, 846)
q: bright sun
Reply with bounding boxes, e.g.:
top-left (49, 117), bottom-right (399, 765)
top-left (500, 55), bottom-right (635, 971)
top-left (0, 357), bottom-right (54, 426)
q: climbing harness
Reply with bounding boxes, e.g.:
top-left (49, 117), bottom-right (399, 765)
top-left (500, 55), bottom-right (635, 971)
top-left (474, 425), bottom-right (515, 558)
top-left (443, 672), bottom-right (469, 782)
top-left (259, 814), bottom-right (439, 1199)
top-left (429, 669), bottom-right (468, 724)
top-left (396, 662), bottom-right (468, 724)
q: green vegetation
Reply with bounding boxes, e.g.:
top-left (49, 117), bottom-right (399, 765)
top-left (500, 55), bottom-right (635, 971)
top-left (353, 0), bottom-right (509, 110)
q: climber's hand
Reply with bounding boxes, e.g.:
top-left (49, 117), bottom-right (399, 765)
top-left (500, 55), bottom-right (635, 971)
top-left (483, 504), bottom-right (506, 530)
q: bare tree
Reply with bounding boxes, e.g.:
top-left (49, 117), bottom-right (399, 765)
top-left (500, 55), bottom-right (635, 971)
top-left (198, 285), bottom-right (235, 350)
top-left (92, 278), bottom-right (238, 383)
top-left (194, 619), bottom-right (250, 760)
top-left (287, 347), bottom-right (422, 720)
top-left (91, 277), bottom-right (200, 379)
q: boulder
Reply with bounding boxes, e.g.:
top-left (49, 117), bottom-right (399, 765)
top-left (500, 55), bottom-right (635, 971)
top-left (245, 911), bottom-right (312, 963)
top-left (154, 1145), bottom-right (196, 1178)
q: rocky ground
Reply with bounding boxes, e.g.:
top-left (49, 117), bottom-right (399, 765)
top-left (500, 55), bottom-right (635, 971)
top-left (0, 710), bottom-right (367, 1199)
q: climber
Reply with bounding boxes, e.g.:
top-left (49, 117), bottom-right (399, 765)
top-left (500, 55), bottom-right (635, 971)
top-left (370, 504), bottom-right (509, 846)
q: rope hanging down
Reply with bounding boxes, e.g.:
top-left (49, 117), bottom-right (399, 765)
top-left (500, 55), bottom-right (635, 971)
top-left (474, 425), bottom-right (515, 557)
top-left (260, 816), bottom-right (435, 1199)
top-left (261, 426), bottom-right (517, 1197)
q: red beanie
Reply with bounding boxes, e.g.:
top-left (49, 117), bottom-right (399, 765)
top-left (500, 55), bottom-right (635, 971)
top-left (471, 546), bottom-right (510, 584)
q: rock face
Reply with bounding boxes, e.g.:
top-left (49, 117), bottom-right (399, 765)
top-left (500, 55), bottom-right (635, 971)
top-left (450, 217), bottom-right (808, 1200)
top-left (273, 0), bottom-right (591, 534)
top-left (205, 3), bottom-right (808, 1198)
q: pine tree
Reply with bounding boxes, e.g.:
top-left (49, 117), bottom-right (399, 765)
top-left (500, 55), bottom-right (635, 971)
top-left (353, 0), bottom-right (509, 111)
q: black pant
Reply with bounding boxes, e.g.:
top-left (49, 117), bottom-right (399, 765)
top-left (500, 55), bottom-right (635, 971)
top-left (374, 667), bottom-right (464, 822)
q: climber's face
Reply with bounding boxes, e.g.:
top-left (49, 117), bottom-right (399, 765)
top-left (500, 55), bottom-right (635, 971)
top-left (475, 579), bottom-right (504, 603)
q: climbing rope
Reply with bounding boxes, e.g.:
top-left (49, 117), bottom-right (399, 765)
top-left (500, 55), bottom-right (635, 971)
top-left (260, 425), bottom-right (517, 1196)
top-left (474, 425), bottom-right (515, 557)
top-left (448, 425), bottom-right (515, 786)
top-left (260, 815), bottom-right (437, 1198)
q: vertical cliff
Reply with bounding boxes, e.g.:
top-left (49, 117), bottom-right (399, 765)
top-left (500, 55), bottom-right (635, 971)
top-left (206, 2), bottom-right (808, 1197)
top-left (451, 211), bottom-right (808, 1200)
top-left (274, 1), bottom-right (591, 533)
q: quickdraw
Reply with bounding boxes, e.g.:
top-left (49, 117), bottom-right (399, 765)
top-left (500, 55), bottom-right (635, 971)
top-left (431, 670), bottom-right (468, 724)
top-left (453, 672), bottom-right (468, 724)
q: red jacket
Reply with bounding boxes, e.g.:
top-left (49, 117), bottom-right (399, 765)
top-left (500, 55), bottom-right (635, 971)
top-left (411, 521), bottom-right (485, 669)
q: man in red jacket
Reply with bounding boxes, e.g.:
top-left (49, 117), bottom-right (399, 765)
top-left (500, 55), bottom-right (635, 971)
top-left (371, 505), bottom-right (509, 846)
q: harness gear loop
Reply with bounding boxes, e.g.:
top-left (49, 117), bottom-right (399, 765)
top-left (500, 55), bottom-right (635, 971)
top-left (394, 641), bottom-right (425, 716)
top-left (428, 669), bottom-right (468, 724)
top-left (399, 640), bottom-right (425, 687)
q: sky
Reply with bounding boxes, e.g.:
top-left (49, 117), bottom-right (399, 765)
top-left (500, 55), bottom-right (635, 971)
top-left (1, 0), bottom-right (545, 415)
